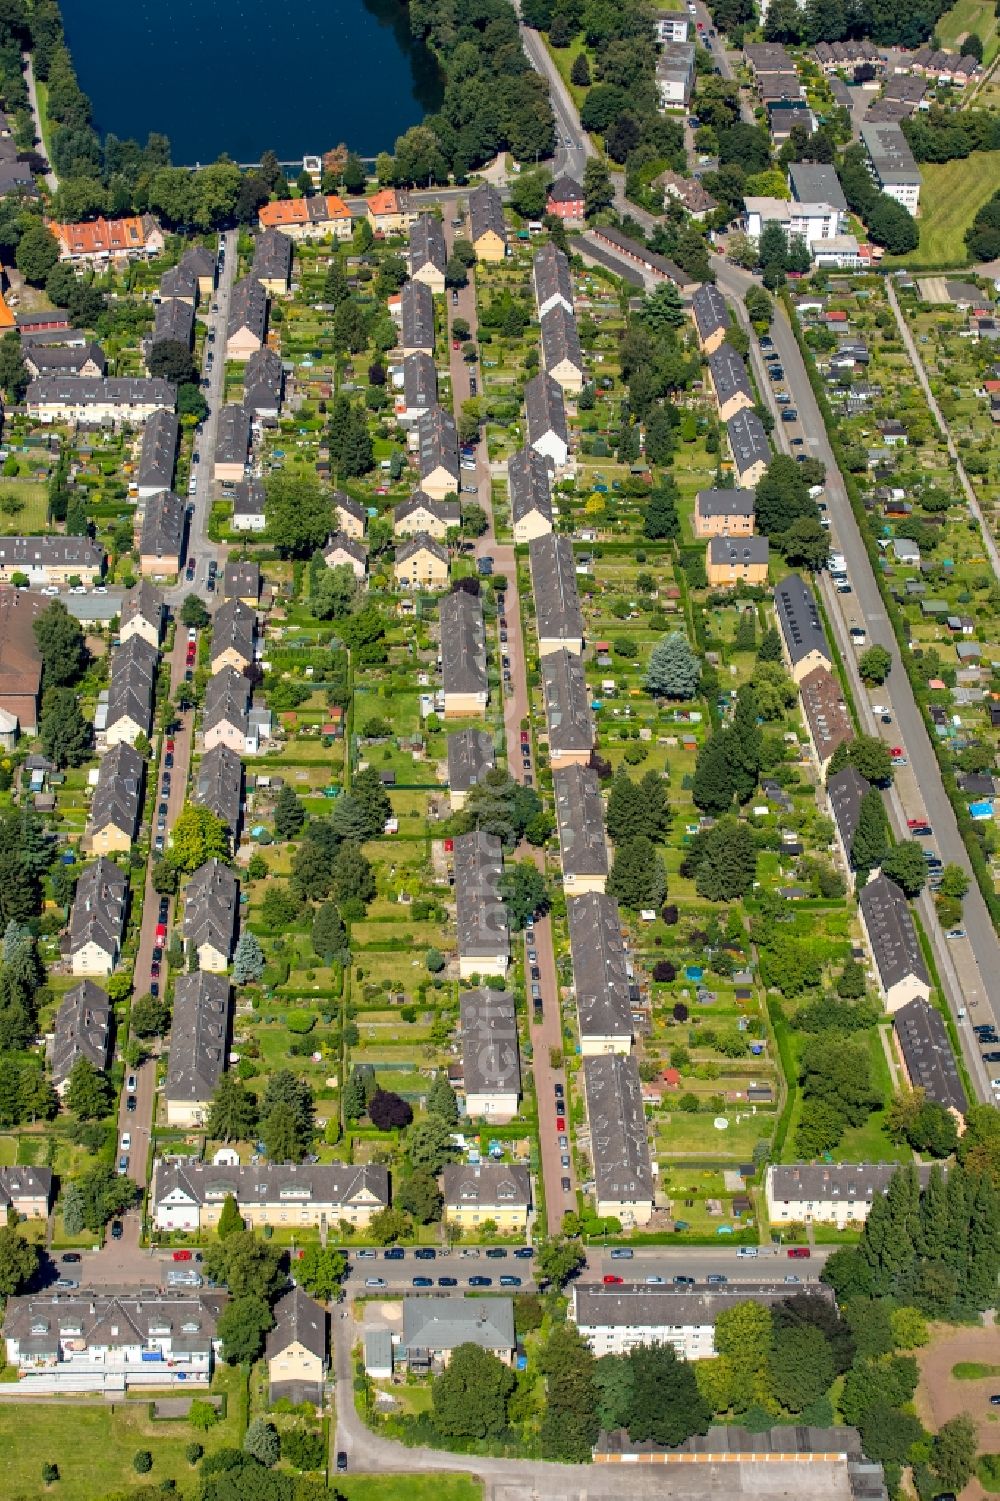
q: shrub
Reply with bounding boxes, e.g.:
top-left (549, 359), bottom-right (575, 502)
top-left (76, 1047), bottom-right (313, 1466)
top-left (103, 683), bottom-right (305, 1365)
top-left (185, 1443), bottom-right (204, 1466)
top-left (652, 960), bottom-right (676, 982)
top-left (286, 1011), bottom-right (315, 1034)
top-left (133, 1451), bottom-right (153, 1474)
top-left (280, 1427), bottom-right (326, 1470)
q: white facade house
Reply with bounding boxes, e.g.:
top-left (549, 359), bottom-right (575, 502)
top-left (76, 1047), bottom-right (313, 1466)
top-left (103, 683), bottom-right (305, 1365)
top-left (571, 1282), bottom-right (826, 1360)
top-left (766, 1163), bottom-right (939, 1229)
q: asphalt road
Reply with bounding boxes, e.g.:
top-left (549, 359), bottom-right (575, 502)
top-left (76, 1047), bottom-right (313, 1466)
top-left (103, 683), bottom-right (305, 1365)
top-left (515, 6), bottom-right (592, 185)
top-left (721, 260), bottom-right (999, 1096)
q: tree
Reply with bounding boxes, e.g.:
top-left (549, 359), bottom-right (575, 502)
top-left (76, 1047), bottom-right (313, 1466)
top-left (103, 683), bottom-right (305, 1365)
top-left (311, 901), bottom-right (348, 963)
top-left (65, 1057), bottom-right (113, 1120)
top-left (537, 1237), bottom-right (586, 1289)
top-left (266, 473), bottom-right (332, 558)
top-left (330, 843), bottom-right (375, 909)
top-left (148, 338), bottom-right (197, 385)
top-left (243, 1419), bottom-right (280, 1468)
top-left (583, 158), bottom-right (613, 218)
top-left (273, 786), bottom-right (306, 840)
top-left (428, 1074), bottom-right (459, 1126)
top-left (933, 1413), bottom-right (978, 1493)
top-left (180, 594), bottom-right (210, 629)
top-left (682, 816), bottom-right (757, 900)
top-left (510, 169), bottom-right (551, 219)
top-left (261, 1099), bottom-right (303, 1163)
top-left (641, 485), bottom-right (680, 540)
top-left (0, 331), bottom-right (27, 401)
top-left (767, 1322), bottom-right (835, 1412)
top-left (167, 805), bottom-right (230, 872)
top-left (312, 563), bottom-right (357, 621)
top-left (297, 1243), bottom-right (347, 1300)
top-left (16, 221), bottom-right (59, 284)
top-left (281, 1427), bottom-right (326, 1470)
top-left (33, 601), bottom-right (86, 687)
top-left (0, 1221), bottom-right (38, 1298)
top-left (830, 734), bottom-right (893, 786)
top-left (939, 864), bottom-right (970, 902)
top-left (539, 1323), bottom-right (600, 1461)
top-left (207, 1073), bottom-right (259, 1143)
top-left (465, 769), bottom-right (542, 849)
top-left (432, 1343), bottom-right (515, 1438)
top-left (217, 1294), bottom-right (274, 1364)
top-left (713, 1300), bottom-right (773, 1411)
top-left (645, 631), bottom-right (701, 699)
top-left (858, 645), bottom-right (891, 684)
top-left (368, 1088), bottom-right (412, 1130)
top-left (368, 1206), bottom-right (411, 1245)
top-left (232, 931), bottom-right (264, 984)
top-left (607, 771), bottom-right (670, 844)
top-left (570, 52), bottom-right (591, 86)
top-left (881, 840), bottom-right (928, 897)
top-left (396, 1171), bottom-right (443, 1223)
top-left (130, 993), bottom-right (169, 1038)
top-left (38, 685), bottom-right (90, 769)
top-left (502, 861), bottom-right (550, 930)
top-left (608, 835), bottom-right (666, 911)
top-left (626, 1343), bottom-right (712, 1445)
top-left (133, 1451), bottom-right (153, 1475)
top-left (408, 1116), bottom-right (460, 1173)
top-left (216, 1193), bottom-right (243, 1240)
top-left (850, 787), bottom-right (888, 875)
top-left (204, 1228), bottom-right (286, 1300)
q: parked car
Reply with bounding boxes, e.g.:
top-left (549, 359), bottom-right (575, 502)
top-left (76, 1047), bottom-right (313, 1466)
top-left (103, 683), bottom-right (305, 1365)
top-left (513, 1247), bottom-right (534, 1259)
top-left (485, 1248), bottom-right (507, 1259)
top-left (610, 1247), bottom-right (633, 1259)
top-left (468, 1276), bottom-right (492, 1287)
top-left (414, 1248), bottom-right (436, 1260)
top-left (438, 1276), bottom-right (458, 1287)
top-left (412, 1277), bottom-right (433, 1288)
top-left (336, 1453), bottom-right (348, 1473)
top-left (603, 1274), bottom-right (624, 1285)
top-left (499, 1276), bottom-right (521, 1287)
top-left (365, 1278), bottom-right (387, 1288)
top-left (787, 1247), bottom-right (811, 1259)
top-left (61, 1252), bottom-right (82, 1263)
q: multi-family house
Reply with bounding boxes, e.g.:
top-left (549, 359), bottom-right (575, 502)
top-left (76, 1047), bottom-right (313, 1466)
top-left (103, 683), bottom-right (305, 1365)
top-left (409, 213), bottom-right (447, 294)
top-left (90, 741), bottom-right (144, 854)
top-left (0, 536), bottom-right (103, 587)
top-left (164, 972), bottom-right (232, 1126)
top-left (48, 214), bottom-right (164, 266)
top-left (440, 590), bottom-right (488, 718)
top-left (726, 409), bottom-right (771, 486)
top-left (151, 1159), bottom-right (390, 1232)
top-left (50, 980), bottom-right (112, 1093)
top-left (508, 446), bottom-right (553, 544)
top-left (859, 875), bottom-right (932, 1012)
top-left (458, 989), bottom-right (521, 1119)
top-left (583, 1052), bottom-right (654, 1225)
top-left (393, 491), bottom-right (461, 540)
top-left (468, 184), bottom-right (507, 262)
top-left (540, 648), bottom-right (593, 768)
top-left (553, 764), bottom-right (609, 895)
top-left (705, 535), bottom-right (769, 588)
top-left (68, 856), bottom-right (128, 976)
top-left (242, 347), bottom-right (284, 420)
top-left (567, 892), bottom-right (634, 1054)
top-left (139, 490), bottom-right (185, 577)
top-left (105, 635), bottom-right (158, 747)
top-left (395, 350), bottom-right (438, 427)
top-left (266, 1287), bottom-right (328, 1406)
top-left (323, 531), bottom-right (367, 581)
top-left (530, 534), bottom-right (583, 655)
top-left (693, 487), bottom-right (755, 539)
top-left (774, 573), bottom-right (832, 683)
top-left (137, 409), bottom-right (179, 499)
top-left (193, 743), bottom-right (243, 845)
top-left (119, 579), bottom-right (164, 649)
top-left (540, 303), bottom-right (584, 394)
top-left (453, 830), bottom-right (509, 979)
top-left (226, 276), bottom-right (268, 360)
top-left (258, 194), bottom-right (352, 240)
top-left (210, 598), bottom-right (256, 674)
top-left (441, 1161), bottom-right (531, 1234)
top-left (416, 404), bottom-right (460, 500)
top-left (252, 228), bottom-right (293, 295)
top-left (524, 372), bottom-right (569, 469)
top-left (446, 728), bottom-right (495, 811)
top-left (202, 668), bottom-right (252, 755)
top-left (393, 533), bottom-right (449, 590)
top-left (399, 278), bottom-right (435, 356)
top-left (27, 378), bottom-right (175, 425)
top-left (213, 405), bottom-right (252, 484)
top-left (231, 478), bottom-right (267, 532)
top-left (532, 244), bottom-right (574, 320)
top-left (182, 859), bottom-right (239, 972)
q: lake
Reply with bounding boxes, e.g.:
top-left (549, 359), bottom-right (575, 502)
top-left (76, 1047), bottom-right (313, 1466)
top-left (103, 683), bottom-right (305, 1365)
top-left (59, 0), bottom-right (442, 165)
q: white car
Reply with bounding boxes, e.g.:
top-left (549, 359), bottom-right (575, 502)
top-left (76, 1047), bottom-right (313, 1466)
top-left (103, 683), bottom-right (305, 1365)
top-left (365, 1277), bottom-right (387, 1288)
top-left (40, 585), bottom-right (59, 596)
top-left (120, 1133), bottom-right (131, 1152)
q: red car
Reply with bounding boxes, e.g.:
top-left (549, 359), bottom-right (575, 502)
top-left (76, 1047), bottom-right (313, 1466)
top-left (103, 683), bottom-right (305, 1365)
top-left (155, 922), bottom-right (167, 943)
top-left (556, 1116), bottom-right (566, 1132)
top-left (603, 1274), bottom-right (624, 1285)
top-left (520, 731), bottom-right (530, 744)
top-left (166, 739), bottom-right (175, 753)
top-left (787, 1247), bottom-right (811, 1259)
top-left (890, 747), bottom-right (903, 759)
top-left (172, 1249), bottom-right (192, 1262)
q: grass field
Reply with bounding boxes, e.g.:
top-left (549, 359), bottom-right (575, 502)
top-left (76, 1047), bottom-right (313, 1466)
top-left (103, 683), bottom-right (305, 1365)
top-left (936, 0), bottom-right (999, 62)
top-left (0, 1367), bottom-right (244, 1499)
top-left (903, 153), bottom-right (1000, 265)
top-left (0, 482), bottom-right (49, 532)
top-left (335, 1477), bottom-right (482, 1501)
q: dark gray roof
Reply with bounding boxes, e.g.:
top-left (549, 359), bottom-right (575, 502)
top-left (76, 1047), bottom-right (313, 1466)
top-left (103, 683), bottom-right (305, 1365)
top-left (119, 580), bottom-right (164, 638)
top-left (691, 283), bottom-right (729, 342)
top-left (469, 183), bottom-right (507, 249)
top-left (524, 372), bottom-right (568, 453)
top-left (243, 347), bottom-right (283, 414)
top-left (166, 972), bottom-right (231, 1103)
top-left (139, 490), bottom-right (185, 560)
top-left (402, 351), bottom-right (437, 412)
top-left (24, 341), bottom-right (106, 377)
top-left (417, 404), bottom-right (459, 485)
top-left (0, 536), bottom-right (104, 572)
top-left (69, 856), bottom-right (128, 960)
top-left (215, 405), bottom-right (252, 468)
top-left (697, 487), bottom-right (755, 519)
top-left (138, 410), bottom-right (179, 493)
top-left (827, 766), bottom-right (870, 853)
top-left (403, 1293), bottom-right (514, 1354)
top-left (708, 535), bottom-right (769, 567)
top-left (553, 764), bottom-right (608, 880)
top-left (770, 1161), bottom-right (939, 1207)
top-left (158, 262), bottom-right (199, 301)
top-left (567, 892), bottom-right (632, 1042)
top-left (3, 1292), bottom-right (223, 1359)
top-left (453, 831), bottom-right (509, 962)
top-left (228, 276), bottom-right (268, 342)
top-left (27, 377), bottom-right (175, 409)
top-left (179, 245), bottom-right (217, 283)
top-left (194, 743), bottom-right (243, 837)
top-left (211, 597), bottom-right (256, 667)
top-left (589, 227), bottom-right (696, 289)
top-left (266, 1287), bottom-right (327, 1363)
top-left (396, 532), bottom-right (449, 567)
top-left (252, 227), bottom-right (293, 284)
top-left (51, 980), bottom-right (112, 1085)
top-left (441, 1160), bottom-right (530, 1211)
top-left (548, 175), bottom-right (583, 204)
top-left (410, 213), bottom-right (446, 277)
top-left (395, 490), bottom-right (460, 529)
top-left (440, 590), bottom-right (487, 698)
top-left (774, 573), bottom-right (830, 668)
top-left (182, 859), bottom-right (239, 960)
top-left (223, 561), bottom-right (260, 600)
top-left (529, 534), bottom-right (583, 645)
top-left (788, 162), bottom-right (848, 211)
top-left (459, 989), bottom-right (521, 1100)
top-left (106, 634), bottom-right (158, 737)
top-left (540, 302), bottom-right (584, 374)
top-left (232, 478), bottom-right (266, 521)
top-left (575, 1281), bottom-right (832, 1331)
top-left (447, 728), bottom-right (495, 793)
top-left (324, 530), bottom-right (367, 567)
top-left (583, 1052), bottom-right (654, 1206)
top-left (153, 1158), bottom-right (389, 1213)
top-left (532, 243), bottom-right (574, 317)
top-left (541, 648), bottom-right (593, 757)
top-left (0, 1167), bottom-right (52, 1211)
top-left (859, 874), bottom-right (930, 993)
top-left (400, 278), bottom-right (434, 351)
top-left (508, 446), bottom-right (553, 527)
top-left (708, 342), bottom-right (753, 406)
top-left (152, 297), bottom-right (194, 349)
top-left (894, 999), bottom-right (967, 1115)
top-left (91, 741), bottom-right (144, 842)
top-left (335, 491), bottom-right (367, 526)
top-left (726, 409), bottom-right (771, 475)
top-left (860, 121), bottom-right (921, 186)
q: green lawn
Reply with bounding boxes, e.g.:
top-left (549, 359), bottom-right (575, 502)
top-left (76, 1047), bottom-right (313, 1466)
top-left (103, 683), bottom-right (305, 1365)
top-left (335, 1477), bottom-right (482, 1501)
top-left (0, 1366), bottom-right (244, 1499)
top-left (0, 481), bottom-right (50, 532)
top-left (936, 0), bottom-right (999, 61)
top-left (900, 153), bottom-right (1000, 266)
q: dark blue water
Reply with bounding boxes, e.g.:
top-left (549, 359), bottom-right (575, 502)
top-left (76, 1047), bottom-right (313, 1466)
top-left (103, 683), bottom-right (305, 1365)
top-left (60, 0), bottom-right (442, 164)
